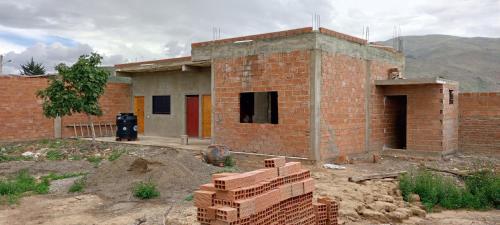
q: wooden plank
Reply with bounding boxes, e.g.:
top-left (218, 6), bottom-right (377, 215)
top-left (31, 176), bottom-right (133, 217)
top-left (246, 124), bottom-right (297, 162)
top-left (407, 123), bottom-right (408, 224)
top-left (79, 122), bottom-right (84, 137)
top-left (73, 124), bottom-right (77, 138)
top-left (348, 171), bottom-right (406, 183)
top-left (98, 122), bottom-right (102, 137)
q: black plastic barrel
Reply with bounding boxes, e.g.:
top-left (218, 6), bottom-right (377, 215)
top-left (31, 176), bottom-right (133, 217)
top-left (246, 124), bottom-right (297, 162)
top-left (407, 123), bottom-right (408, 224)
top-left (116, 113), bottom-right (138, 141)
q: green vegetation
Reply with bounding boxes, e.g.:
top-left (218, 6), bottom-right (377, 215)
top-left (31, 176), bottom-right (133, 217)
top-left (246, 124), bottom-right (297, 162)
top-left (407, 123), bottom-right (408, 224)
top-left (133, 181), bottom-right (160, 199)
top-left (86, 155), bottom-right (103, 166)
top-left (41, 172), bottom-right (86, 181)
top-left (0, 170), bottom-right (50, 204)
top-left (108, 149), bottom-right (126, 161)
top-left (184, 193), bottom-right (193, 201)
top-left (68, 177), bottom-right (86, 193)
top-left (45, 150), bottom-right (64, 160)
top-left (224, 155), bottom-right (235, 167)
top-left (20, 57), bottom-right (46, 76)
top-left (399, 169), bottom-right (499, 211)
top-left (0, 155), bottom-right (33, 162)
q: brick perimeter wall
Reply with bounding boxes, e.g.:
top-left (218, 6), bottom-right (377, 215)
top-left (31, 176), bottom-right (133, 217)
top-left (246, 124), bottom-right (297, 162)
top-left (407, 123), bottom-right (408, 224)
top-left (213, 50), bottom-right (311, 157)
top-left (0, 76), bottom-right (54, 141)
top-left (459, 92), bottom-right (500, 153)
top-left (61, 83), bottom-right (131, 138)
top-left (0, 76), bottom-right (131, 141)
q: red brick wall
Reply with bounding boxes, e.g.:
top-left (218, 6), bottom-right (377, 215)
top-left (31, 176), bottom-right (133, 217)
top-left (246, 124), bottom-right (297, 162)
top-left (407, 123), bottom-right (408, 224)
top-left (0, 76), bottom-right (54, 141)
top-left (213, 50), bottom-right (311, 157)
top-left (320, 53), bottom-right (367, 158)
top-left (0, 76), bottom-right (131, 141)
top-left (459, 92), bottom-right (500, 153)
top-left (61, 83), bottom-right (131, 138)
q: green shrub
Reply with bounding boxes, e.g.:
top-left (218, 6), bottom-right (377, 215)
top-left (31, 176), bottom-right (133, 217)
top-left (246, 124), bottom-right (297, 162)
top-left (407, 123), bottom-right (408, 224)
top-left (133, 181), bottom-right (160, 199)
top-left (41, 172), bottom-right (86, 181)
top-left (68, 177), bottom-right (86, 193)
top-left (46, 150), bottom-right (64, 160)
top-left (399, 168), bottom-right (499, 211)
top-left (0, 170), bottom-right (50, 204)
top-left (224, 155), bottom-right (235, 167)
top-left (184, 193), bottom-right (193, 201)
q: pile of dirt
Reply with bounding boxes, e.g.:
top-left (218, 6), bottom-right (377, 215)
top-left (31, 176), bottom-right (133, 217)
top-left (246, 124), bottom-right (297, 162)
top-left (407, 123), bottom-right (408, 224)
top-left (85, 148), bottom-right (218, 203)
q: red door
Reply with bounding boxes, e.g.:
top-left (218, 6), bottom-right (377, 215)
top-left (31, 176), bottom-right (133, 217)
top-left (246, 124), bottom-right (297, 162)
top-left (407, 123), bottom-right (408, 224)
top-left (186, 96), bottom-right (199, 137)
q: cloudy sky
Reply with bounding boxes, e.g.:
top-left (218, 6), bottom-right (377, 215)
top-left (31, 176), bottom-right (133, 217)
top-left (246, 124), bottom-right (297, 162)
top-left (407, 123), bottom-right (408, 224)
top-left (0, 0), bottom-right (499, 74)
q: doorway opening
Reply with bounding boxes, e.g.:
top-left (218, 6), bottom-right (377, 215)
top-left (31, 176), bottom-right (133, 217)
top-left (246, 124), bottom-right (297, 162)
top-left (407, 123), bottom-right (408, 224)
top-left (385, 95), bottom-right (407, 149)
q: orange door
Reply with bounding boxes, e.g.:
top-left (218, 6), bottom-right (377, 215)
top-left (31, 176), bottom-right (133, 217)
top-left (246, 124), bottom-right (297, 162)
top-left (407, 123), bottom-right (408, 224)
top-left (202, 95), bottom-right (211, 138)
top-left (134, 96), bottom-right (145, 133)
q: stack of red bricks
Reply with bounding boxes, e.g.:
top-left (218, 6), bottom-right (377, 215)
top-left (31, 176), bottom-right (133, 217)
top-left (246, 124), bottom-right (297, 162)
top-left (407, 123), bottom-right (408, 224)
top-left (194, 157), bottom-right (339, 225)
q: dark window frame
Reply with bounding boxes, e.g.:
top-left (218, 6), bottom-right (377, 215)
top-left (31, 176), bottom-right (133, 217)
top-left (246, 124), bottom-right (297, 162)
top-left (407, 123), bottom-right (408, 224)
top-left (152, 95), bottom-right (171, 114)
top-left (239, 91), bottom-right (278, 124)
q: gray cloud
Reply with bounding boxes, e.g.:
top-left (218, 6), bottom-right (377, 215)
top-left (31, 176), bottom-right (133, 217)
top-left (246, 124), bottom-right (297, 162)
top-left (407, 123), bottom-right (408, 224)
top-left (0, 0), bottom-right (498, 66)
top-left (1, 43), bottom-right (124, 74)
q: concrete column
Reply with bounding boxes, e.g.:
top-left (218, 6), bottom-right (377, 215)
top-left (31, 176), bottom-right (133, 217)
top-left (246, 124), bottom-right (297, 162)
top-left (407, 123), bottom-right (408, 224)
top-left (210, 60), bottom-right (215, 144)
top-left (54, 116), bottom-right (62, 138)
top-left (198, 94), bottom-right (203, 139)
top-left (364, 60), bottom-right (372, 152)
top-left (310, 48), bottom-right (322, 161)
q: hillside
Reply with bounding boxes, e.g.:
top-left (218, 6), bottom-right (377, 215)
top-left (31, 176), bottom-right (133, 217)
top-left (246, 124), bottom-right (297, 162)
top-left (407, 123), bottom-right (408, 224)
top-left (379, 35), bottom-right (500, 92)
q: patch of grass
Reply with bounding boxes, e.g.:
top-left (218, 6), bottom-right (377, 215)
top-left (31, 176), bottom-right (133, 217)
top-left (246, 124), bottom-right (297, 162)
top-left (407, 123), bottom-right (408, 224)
top-left (108, 149), bottom-right (126, 161)
top-left (68, 177), bottom-right (86, 193)
top-left (46, 150), bottom-right (64, 160)
top-left (184, 193), bottom-right (193, 201)
top-left (0, 170), bottom-right (50, 204)
top-left (133, 181), bottom-right (160, 200)
top-left (399, 169), bottom-right (499, 211)
top-left (86, 156), bottom-right (103, 167)
top-left (41, 172), bottom-right (87, 181)
top-left (0, 154), bottom-right (33, 162)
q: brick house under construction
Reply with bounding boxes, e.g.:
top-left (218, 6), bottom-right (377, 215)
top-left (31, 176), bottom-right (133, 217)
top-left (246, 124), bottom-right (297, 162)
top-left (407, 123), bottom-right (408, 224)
top-left (116, 27), bottom-right (459, 161)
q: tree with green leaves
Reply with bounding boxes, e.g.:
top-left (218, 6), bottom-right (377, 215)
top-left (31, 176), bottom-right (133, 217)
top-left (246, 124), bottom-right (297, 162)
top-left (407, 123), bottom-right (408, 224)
top-left (20, 57), bottom-right (46, 75)
top-left (37, 53), bottom-right (110, 144)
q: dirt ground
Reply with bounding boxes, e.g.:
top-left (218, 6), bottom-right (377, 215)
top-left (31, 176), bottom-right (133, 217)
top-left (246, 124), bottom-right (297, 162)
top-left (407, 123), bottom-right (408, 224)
top-left (0, 139), bottom-right (498, 225)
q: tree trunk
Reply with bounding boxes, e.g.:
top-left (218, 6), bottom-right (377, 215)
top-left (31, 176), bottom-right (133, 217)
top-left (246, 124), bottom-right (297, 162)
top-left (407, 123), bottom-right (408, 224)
top-left (87, 114), bottom-right (96, 146)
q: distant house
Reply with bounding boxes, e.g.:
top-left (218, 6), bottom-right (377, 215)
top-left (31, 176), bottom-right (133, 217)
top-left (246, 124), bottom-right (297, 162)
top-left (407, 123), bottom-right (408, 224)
top-left (116, 27), bottom-right (459, 161)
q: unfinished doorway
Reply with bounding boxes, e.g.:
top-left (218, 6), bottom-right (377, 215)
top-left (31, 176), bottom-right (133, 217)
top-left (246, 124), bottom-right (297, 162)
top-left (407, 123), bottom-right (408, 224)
top-left (385, 95), bottom-right (407, 149)
top-left (186, 95), bottom-right (199, 137)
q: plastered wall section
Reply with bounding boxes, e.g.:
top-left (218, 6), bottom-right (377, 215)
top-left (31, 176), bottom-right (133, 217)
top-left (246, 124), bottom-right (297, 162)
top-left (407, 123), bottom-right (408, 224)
top-left (213, 50), bottom-right (311, 157)
top-left (129, 69), bottom-right (211, 137)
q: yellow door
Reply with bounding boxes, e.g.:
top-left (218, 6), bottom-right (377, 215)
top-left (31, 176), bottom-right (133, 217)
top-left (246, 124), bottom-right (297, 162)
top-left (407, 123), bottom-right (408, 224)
top-left (202, 95), bottom-right (211, 138)
top-left (134, 96), bottom-right (145, 134)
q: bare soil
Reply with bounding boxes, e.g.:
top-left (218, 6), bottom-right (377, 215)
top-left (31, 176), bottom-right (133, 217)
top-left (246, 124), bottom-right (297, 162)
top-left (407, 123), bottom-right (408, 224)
top-left (0, 139), bottom-right (498, 225)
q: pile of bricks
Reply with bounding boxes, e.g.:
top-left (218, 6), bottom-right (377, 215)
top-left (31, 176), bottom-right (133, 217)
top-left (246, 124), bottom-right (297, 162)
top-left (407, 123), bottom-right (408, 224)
top-left (194, 157), bottom-right (339, 225)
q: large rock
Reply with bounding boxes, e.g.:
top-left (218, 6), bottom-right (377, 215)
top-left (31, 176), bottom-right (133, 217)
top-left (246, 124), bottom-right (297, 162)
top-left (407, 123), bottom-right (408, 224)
top-left (386, 210), bottom-right (409, 222)
top-left (410, 206), bottom-right (426, 217)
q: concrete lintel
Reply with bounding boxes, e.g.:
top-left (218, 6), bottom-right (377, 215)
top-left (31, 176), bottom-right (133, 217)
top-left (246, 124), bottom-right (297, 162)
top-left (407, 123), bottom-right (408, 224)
top-left (375, 77), bottom-right (459, 86)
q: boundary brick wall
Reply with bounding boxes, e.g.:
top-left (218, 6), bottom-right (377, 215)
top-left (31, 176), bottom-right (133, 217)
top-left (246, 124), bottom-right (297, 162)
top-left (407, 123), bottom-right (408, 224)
top-left (459, 92), bottom-right (500, 153)
top-left (213, 50), bottom-right (311, 157)
top-left (61, 83), bottom-right (131, 138)
top-left (0, 76), bottom-right (131, 141)
top-left (0, 76), bottom-right (54, 141)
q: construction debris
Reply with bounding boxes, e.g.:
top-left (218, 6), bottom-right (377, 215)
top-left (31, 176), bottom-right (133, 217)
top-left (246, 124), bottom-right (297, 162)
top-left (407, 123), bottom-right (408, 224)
top-left (348, 171), bottom-right (406, 183)
top-left (323, 163), bottom-right (346, 170)
top-left (194, 157), bottom-right (339, 224)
